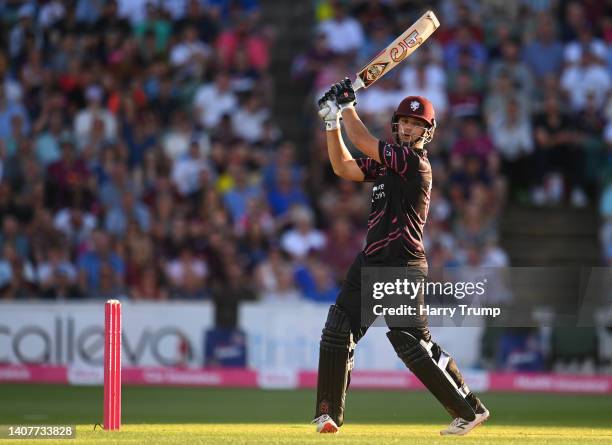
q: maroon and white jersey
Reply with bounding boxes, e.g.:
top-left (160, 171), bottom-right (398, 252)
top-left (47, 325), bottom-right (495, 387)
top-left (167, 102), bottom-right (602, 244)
top-left (355, 140), bottom-right (432, 265)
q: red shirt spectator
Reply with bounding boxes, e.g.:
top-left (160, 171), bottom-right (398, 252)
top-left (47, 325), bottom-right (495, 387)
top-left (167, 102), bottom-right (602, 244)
top-left (216, 21), bottom-right (269, 71)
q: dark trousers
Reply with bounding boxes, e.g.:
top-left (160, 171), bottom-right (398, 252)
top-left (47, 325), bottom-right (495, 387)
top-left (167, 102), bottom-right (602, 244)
top-left (335, 252), bottom-right (431, 343)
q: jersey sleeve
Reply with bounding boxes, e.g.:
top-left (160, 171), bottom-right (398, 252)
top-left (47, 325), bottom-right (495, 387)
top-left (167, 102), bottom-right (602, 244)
top-left (377, 140), bottom-right (419, 177)
top-left (355, 157), bottom-right (380, 182)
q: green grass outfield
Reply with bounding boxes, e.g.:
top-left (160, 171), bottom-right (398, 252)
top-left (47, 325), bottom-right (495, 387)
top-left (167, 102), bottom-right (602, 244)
top-left (1, 385), bottom-right (612, 444)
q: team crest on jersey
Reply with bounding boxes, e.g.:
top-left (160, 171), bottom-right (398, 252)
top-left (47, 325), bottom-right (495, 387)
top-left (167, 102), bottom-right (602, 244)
top-left (410, 100), bottom-right (421, 111)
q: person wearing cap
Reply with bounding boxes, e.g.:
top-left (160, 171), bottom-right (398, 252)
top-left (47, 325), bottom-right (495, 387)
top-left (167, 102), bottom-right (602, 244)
top-left (312, 78), bottom-right (489, 435)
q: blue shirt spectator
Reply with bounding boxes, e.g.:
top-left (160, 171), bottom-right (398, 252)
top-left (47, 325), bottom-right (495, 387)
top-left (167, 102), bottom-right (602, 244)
top-left (266, 168), bottom-right (308, 217)
top-left (78, 231), bottom-right (125, 291)
top-left (522, 14), bottom-right (564, 78)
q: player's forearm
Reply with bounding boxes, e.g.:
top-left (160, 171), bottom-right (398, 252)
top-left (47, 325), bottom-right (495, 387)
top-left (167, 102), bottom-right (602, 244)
top-left (326, 129), bottom-right (354, 174)
top-left (341, 108), bottom-right (380, 161)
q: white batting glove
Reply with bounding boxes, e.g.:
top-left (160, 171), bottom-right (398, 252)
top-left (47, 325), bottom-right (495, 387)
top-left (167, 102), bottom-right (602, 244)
top-left (317, 91), bottom-right (341, 131)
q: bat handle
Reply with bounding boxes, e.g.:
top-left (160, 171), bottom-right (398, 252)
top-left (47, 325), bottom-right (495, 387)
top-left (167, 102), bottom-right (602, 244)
top-left (352, 77), bottom-right (365, 92)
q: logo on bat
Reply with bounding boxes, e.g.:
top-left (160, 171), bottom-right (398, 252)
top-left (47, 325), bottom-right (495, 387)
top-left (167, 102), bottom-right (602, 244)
top-left (359, 62), bottom-right (389, 86)
top-left (366, 63), bottom-right (386, 81)
top-left (390, 30), bottom-right (423, 62)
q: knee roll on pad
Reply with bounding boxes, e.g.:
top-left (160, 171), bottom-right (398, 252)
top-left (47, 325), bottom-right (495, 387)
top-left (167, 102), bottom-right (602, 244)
top-left (387, 330), bottom-right (476, 421)
top-left (315, 305), bottom-right (355, 426)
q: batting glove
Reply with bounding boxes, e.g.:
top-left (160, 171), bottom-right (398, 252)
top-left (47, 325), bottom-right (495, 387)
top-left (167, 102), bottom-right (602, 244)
top-left (331, 77), bottom-right (356, 112)
top-left (317, 90), bottom-right (341, 131)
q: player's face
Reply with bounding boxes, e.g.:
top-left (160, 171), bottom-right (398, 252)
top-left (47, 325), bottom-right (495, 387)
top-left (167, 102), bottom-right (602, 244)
top-left (397, 116), bottom-right (427, 144)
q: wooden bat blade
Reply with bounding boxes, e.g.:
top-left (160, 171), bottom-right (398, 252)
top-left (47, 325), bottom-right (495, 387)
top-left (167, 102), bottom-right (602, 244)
top-left (353, 10), bottom-right (440, 91)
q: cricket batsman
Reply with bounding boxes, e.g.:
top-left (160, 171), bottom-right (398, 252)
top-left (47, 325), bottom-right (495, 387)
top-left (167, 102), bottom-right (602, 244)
top-left (312, 78), bottom-right (490, 435)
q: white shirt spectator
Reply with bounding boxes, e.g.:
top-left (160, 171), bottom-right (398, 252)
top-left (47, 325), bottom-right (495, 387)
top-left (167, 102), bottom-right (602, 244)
top-left (73, 107), bottom-right (117, 148)
top-left (37, 261), bottom-right (77, 286)
top-left (281, 229), bottom-right (326, 259)
top-left (318, 17), bottom-right (364, 54)
top-left (171, 152), bottom-right (209, 196)
top-left (400, 64), bottom-right (447, 92)
top-left (54, 208), bottom-right (97, 245)
top-left (561, 63), bottom-right (611, 111)
top-left (489, 116), bottom-right (534, 161)
top-left (358, 86), bottom-right (403, 116)
top-left (165, 257), bottom-right (208, 284)
top-left (162, 126), bottom-right (209, 161)
top-left (170, 40), bottom-right (211, 67)
top-left (231, 105), bottom-right (269, 143)
top-left (193, 82), bottom-right (237, 129)
top-left (564, 39), bottom-right (607, 64)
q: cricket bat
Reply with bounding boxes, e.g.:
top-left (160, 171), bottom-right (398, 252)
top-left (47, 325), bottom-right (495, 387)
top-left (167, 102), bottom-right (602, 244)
top-left (353, 10), bottom-right (440, 91)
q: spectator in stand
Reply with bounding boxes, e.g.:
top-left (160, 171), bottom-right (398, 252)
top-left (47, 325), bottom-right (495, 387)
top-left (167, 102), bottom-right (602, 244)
top-left (451, 117), bottom-right (494, 163)
top-left (104, 190), bottom-right (151, 237)
top-left (295, 257), bottom-right (339, 303)
top-left (522, 13), bottom-right (565, 80)
top-left (78, 230), bottom-right (125, 296)
top-left (259, 262), bottom-right (301, 303)
top-left (564, 25), bottom-right (608, 67)
top-left (483, 70), bottom-right (530, 128)
top-left (489, 99), bottom-right (534, 198)
top-left (0, 215), bottom-right (29, 259)
top-left (489, 39), bottom-right (534, 98)
top-left (37, 245), bottom-right (79, 299)
top-left (448, 70), bottom-right (482, 119)
top-left (267, 167), bottom-right (308, 218)
top-left (532, 93), bottom-right (587, 206)
top-left (170, 24), bottom-right (211, 78)
top-left (33, 109), bottom-right (64, 166)
top-left (292, 31), bottom-right (335, 93)
top-left (357, 20), bottom-right (393, 66)
top-left (193, 72), bottom-right (238, 130)
top-left (231, 94), bottom-right (269, 143)
top-left (561, 49), bottom-right (611, 112)
top-left (280, 206), bottom-right (325, 260)
top-left (400, 47), bottom-right (448, 119)
top-left (317, 1), bottom-right (364, 55)
top-left (321, 217), bottom-right (363, 282)
top-left (216, 16), bottom-right (270, 72)
top-left (74, 85), bottom-right (117, 149)
top-left (164, 244), bottom-right (208, 299)
top-left (223, 164), bottom-right (262, 222)
top-left (0, 86), bottom-right (29, 142)
top-left (54, 205), bottom-right (97, 249)
top-left (172, 140), bottom-right (211, 197)
top-left (443, 24), bottom-right (487, 72)
top-left (0, 243), bottom-right (36, 299)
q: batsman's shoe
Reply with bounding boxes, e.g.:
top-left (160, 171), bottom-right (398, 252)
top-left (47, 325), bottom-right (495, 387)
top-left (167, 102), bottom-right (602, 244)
top-left (440, 408), bottom-right (490, 436)
top-left (312, 414), bottom-right (339, 434)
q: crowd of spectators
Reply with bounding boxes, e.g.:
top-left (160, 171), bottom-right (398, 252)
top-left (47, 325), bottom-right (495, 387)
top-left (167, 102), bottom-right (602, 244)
top-left (0, 0), bottom-right (611, 317)
top-left (0, 0), bottom-right (296, 301)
